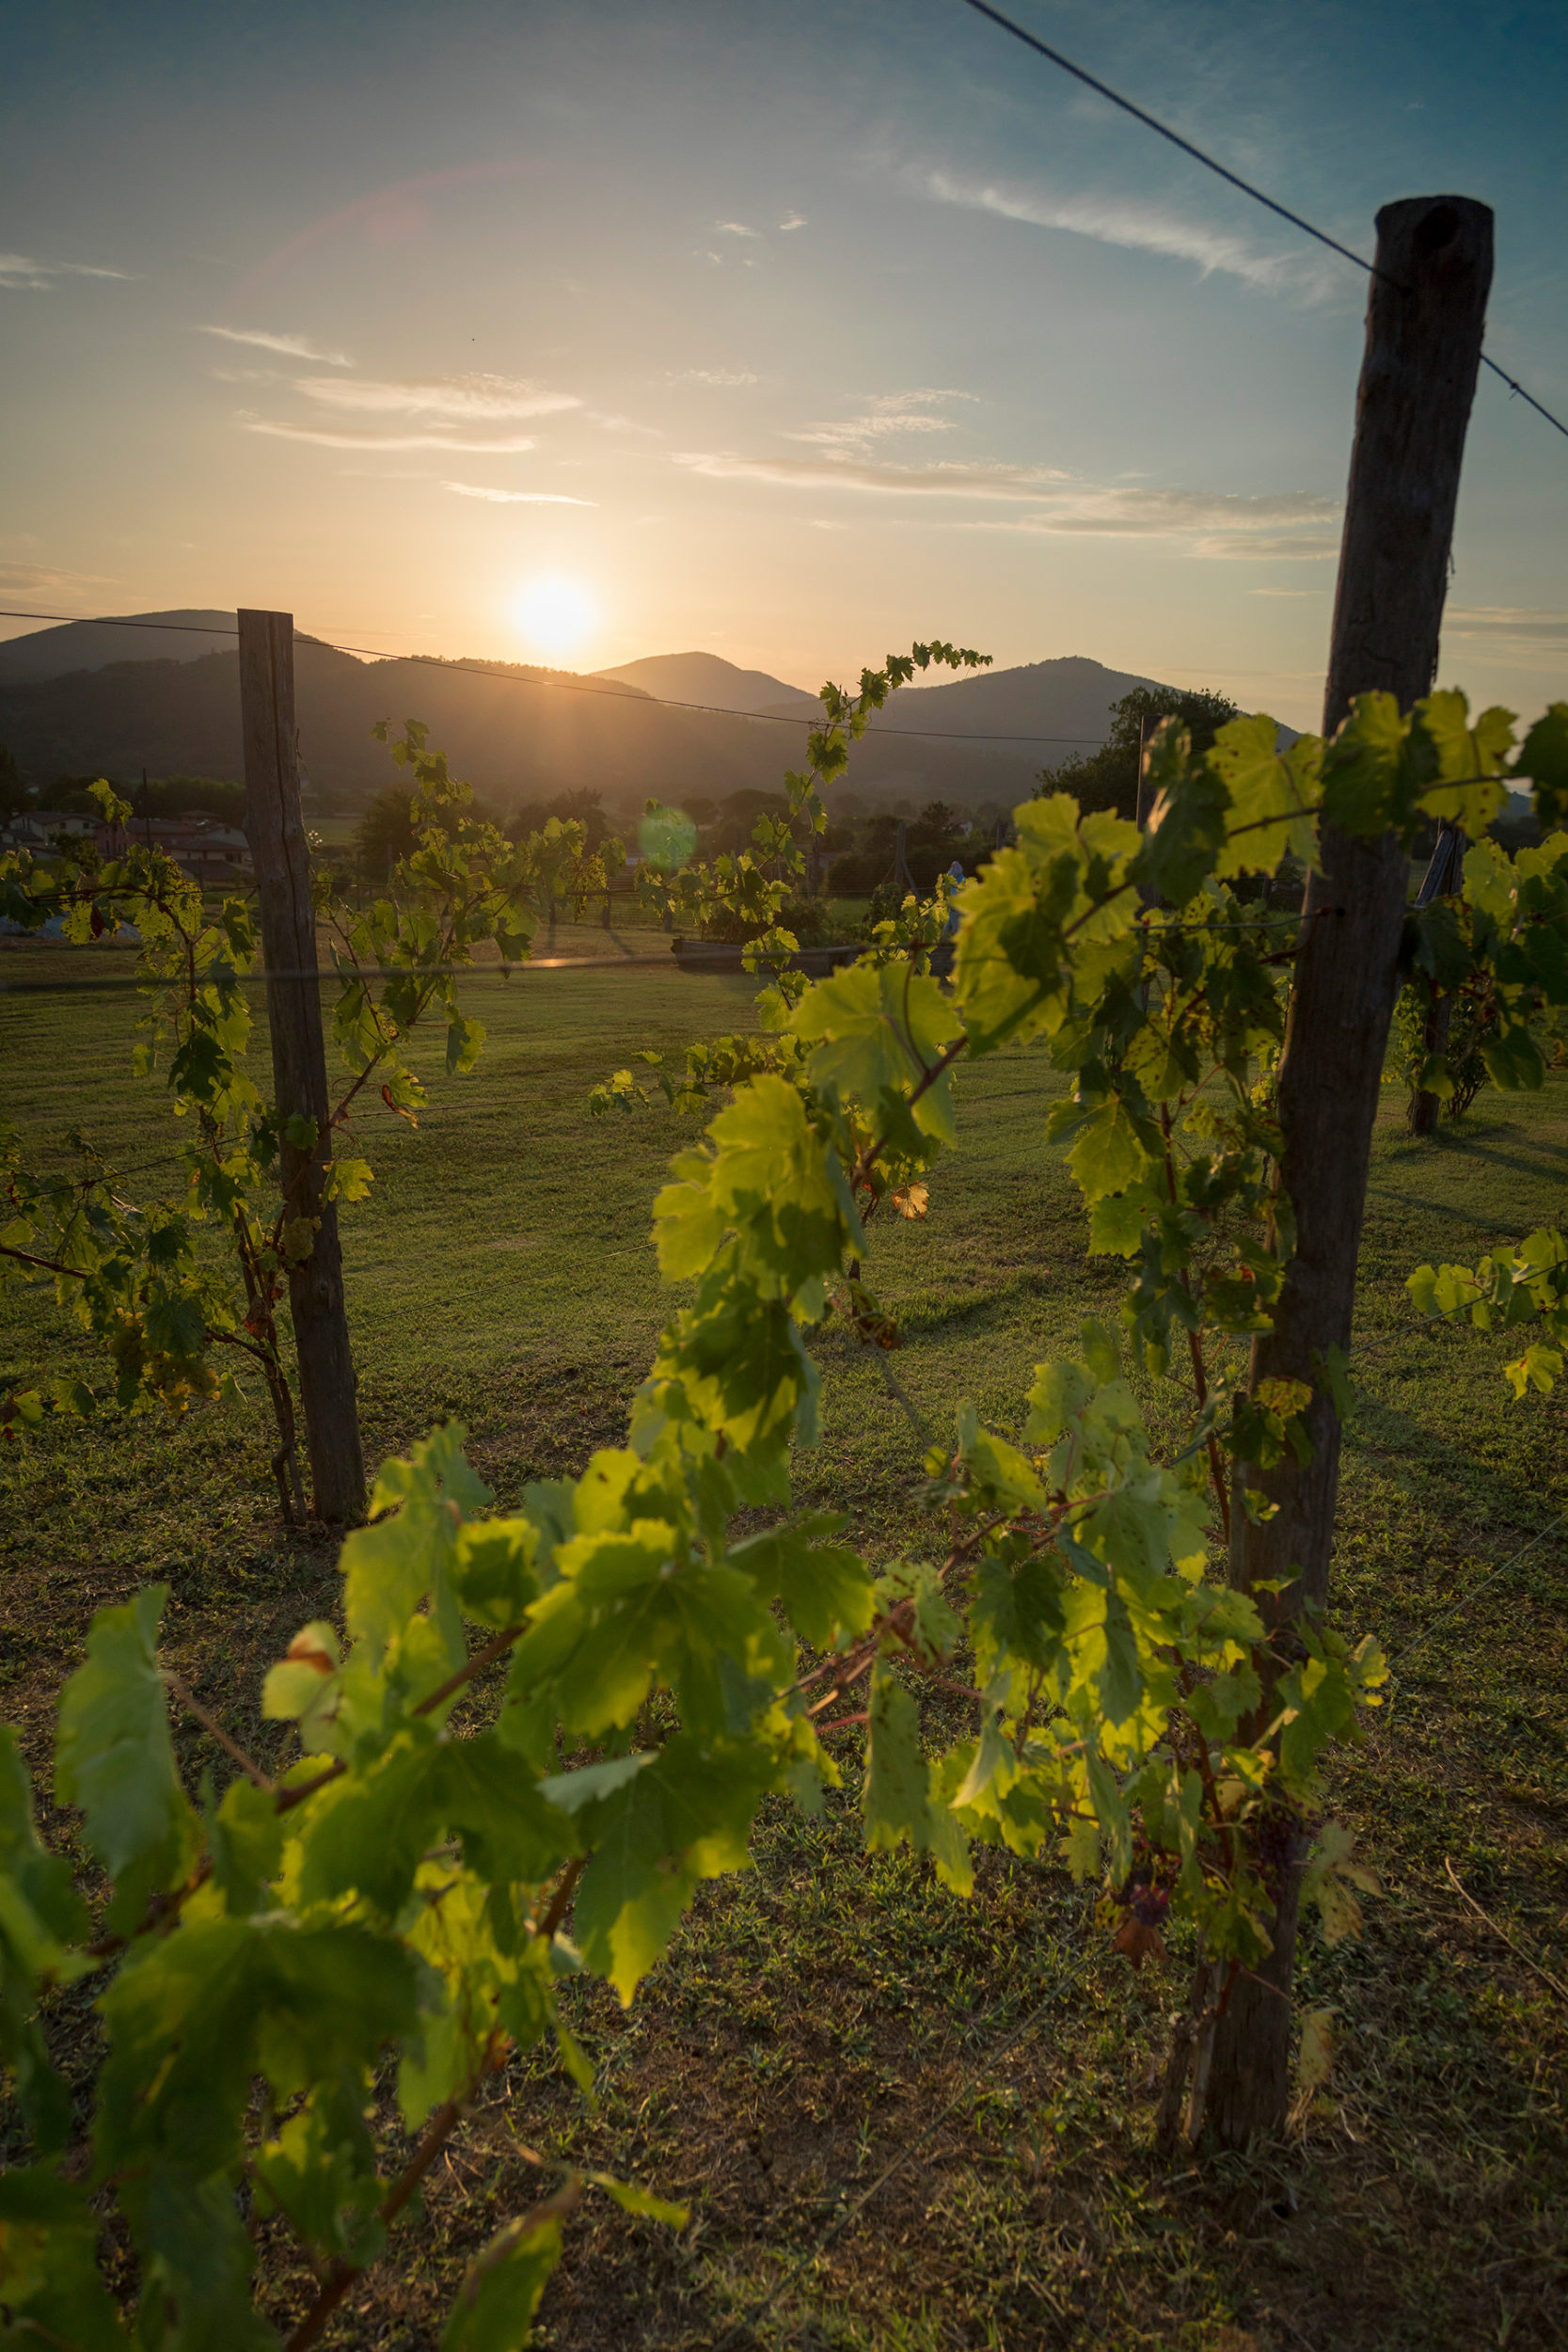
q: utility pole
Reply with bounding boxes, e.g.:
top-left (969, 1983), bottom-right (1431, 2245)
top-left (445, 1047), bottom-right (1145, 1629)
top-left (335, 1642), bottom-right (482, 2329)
top-left (239, 608), bottom-right (366, 1524)
top-left (1408, 818), bottom-right (1469, 1133)
top-left (893, 819), bottom-right (915, 898)
top-left (1133, 714), bottom-right (1161, 913)
top-left (1133, 713), bottom-right (1158, 832)
top-left (1195, 197), bottom-right (1494, 2147)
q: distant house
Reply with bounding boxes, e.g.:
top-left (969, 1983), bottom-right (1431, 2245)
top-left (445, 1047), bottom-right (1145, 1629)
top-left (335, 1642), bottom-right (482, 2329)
top-left (2, 809), bottom-right (97, 847)
top-left (95, 812), bottom-right (254, 886)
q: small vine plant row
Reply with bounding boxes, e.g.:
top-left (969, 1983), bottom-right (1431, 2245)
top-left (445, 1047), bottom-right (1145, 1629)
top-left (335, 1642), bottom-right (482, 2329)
top-left (2, 651), bottom-right (1567, 2345)
top-left (0, 723), bottom-right (615, 1519)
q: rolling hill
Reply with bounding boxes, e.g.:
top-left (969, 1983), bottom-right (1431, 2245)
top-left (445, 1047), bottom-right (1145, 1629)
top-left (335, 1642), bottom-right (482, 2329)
top-left (0, 611), bottom-right (238, 686)
top-left (0, 618), bottom-right (1183, 816)
top-left (593, 650), bottom-right (818, 716)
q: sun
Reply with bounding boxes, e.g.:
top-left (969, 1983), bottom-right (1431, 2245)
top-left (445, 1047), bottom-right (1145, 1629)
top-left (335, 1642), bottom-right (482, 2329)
top-left (512, 574), bottom-right (598, 661)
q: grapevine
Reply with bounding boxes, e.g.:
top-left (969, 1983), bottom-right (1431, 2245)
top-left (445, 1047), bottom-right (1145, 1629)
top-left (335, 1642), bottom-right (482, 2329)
top-left (0, 723), bottom-right (614, 1518)
top-left (3, 656), bottom-right (1567, 2340)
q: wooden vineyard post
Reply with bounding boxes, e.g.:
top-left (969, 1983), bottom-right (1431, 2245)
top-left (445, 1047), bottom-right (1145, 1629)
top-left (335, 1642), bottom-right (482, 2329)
top-left (239, 608), bottom-right (367, 1525)
top-left (1193, 197), bottom-right (1494, 2148)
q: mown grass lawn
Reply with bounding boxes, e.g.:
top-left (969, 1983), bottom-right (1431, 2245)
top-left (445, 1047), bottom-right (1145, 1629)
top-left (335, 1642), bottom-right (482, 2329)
top-left (2, 925), bottom-right (1565, 2350)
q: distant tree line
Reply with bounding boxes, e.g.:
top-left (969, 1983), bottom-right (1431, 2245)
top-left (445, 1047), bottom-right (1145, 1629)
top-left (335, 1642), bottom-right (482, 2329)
top-left (0, 759), bottom-right (245, 825)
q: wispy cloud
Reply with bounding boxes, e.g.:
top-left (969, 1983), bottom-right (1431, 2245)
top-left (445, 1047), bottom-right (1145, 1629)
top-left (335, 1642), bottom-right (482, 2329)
top-left (675, 451), bottom-right (1067, 499)
top-left (779, 214), bottom-right (807, 232)
top-left (0, 559), bottom-right (118, 596)
top-left (1442, 606), bottom-right (1568, 663)
top-left (243, 418), bottom-right (539, 453)
top-left (444, 482), bottom-right (597, 506)
top-left (786, 388), bottom-right (979, 455)
top-left (715, 221), bottom-right (760, 238)
top-left (677, 448), bottom-right (1338, 548)
top-left (669, 368), bottom-right (759, 388)
top-left (1189, 531), bottom-right (1338, 559)
top-left (1032, 490), bottom-right (1338, 538)
top-left (296, 373), bottom-right (578, 421)
top-left (1445, 606), bottom-right (1568, 646)
top-left (200, 324), bottom-right (353, 364)
top-left (1, 252), bottom-right (135, 290)
top-left (927, 172), bottom-right (1340, 297)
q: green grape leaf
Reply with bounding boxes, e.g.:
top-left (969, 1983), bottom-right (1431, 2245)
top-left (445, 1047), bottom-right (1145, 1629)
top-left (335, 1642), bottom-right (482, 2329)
top-left (654, 1073), bottom-right (849, 1293)
top-left (971, 1549), bottom-right (1067, 1683)
top-left (451, 1518), bottom-right (540, 1629)
top-left (1505, 1342), bottom-right (1562, 1397)
top-left (207, 1772), bottom-right (286, 1919)
top-left (445, 1011), bottom-right (486, 1076)
top-left (571, 1734), bottom-right (771, 2003)
top-left (322, 1153), bottom-right (374, 1205)
top-left (588, 2169), bottom-right (689, 2226)
top-left (53, 1587), bottom-right (200, 1934)
top-left (0, 1729), bottom-right (89, 2151)
top-left (1516, 701), bottom-right (1568, 827)
top-left (0, 1723), bottom-right (88, 1951)
top-left (97, 1915), bottom-right (420, 2176)
top-left (956, 1412), bottom-right (1046, 1514)
top-left (337, 1422), bottom-right (488, 1671)
top-left (1300, 1820), bottom-right (1379, 1947)
top-left (1087, 1188), bottom-right (1155, 1258)
top-left (432, 1734), bottom-right (579, 1886)
top-left (295, 1726), bottom-right (445, 1919)
top-left (1023, 1358), bottom-right (1095, 1446)
top-left (1482, 1022), bottom-right (1546, 1090)
top-left (538, 1751), bottom-right (657, 1813)
top-left (792, 961), bottom-right (963, 1143)
top-left (1084, 1743), bottom-right (1132, 1884)
top-left (863, 1666), bottom-right (973, 1895)
top-left (1274, 1644), bottom-right (1367, 1790)
top-left (1065, 1097), bottom-right (1160, 1202)
top-left (649, 1278), bottom-right (819, 1471)
top-left (126, 2162), bottom-right (274, 2350)
top-left (1207, 715), bottom-right (1321, 877)
top-left (252, 2069), bottom-right (385, 2269)
top-left (0, 2169), bottom-right (131, 2348)
top-left (509, 1525), bottom-right (679, 1737)
top-left (875, 1559), bottom-right (963, 1667)
top-left (1131, 758), bottom-right (1231, 906)
top-left (1412, 691), bottom-right (1514, 836)
top-left (1077, 1578), bottom-right (1144, 1726)
top-left (1320, 691), bottom-right (1411, 837)
top-left (954, 799), bottom-right (1139, 1055)
top-left (440, 2202), bottom-right (567, 2352)
top-left (727, 1513), bottom-right (875, 1649)
top-left (863, 1667), bottom-right (928, 1849)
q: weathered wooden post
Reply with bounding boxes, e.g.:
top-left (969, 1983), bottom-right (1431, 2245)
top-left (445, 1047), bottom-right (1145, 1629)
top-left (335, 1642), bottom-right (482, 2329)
top-left (1195, 196), bottom-right (1495, 2147)
top-left (239, 608), bottom-right (366, 1525)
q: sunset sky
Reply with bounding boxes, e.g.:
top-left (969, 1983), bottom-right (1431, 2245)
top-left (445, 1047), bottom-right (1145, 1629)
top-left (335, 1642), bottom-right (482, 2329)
top-left (4, 0), bottom-right (1565, 731)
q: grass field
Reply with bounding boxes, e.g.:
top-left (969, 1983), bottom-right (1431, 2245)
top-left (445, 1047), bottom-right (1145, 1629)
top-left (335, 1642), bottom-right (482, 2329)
top-left (3, 925), bottom-right (1566, 2350)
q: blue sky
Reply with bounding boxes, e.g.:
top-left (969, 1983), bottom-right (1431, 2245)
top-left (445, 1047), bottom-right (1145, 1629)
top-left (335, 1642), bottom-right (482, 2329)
top-left (3, 0), bottom-right (1564, 728)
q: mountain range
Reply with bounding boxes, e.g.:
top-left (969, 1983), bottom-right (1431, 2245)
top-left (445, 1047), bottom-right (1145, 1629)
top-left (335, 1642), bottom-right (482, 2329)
top-left (0, 612), bottom-right (1166, 815)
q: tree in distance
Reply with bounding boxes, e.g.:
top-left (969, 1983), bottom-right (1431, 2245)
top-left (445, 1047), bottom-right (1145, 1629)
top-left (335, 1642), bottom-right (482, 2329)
top-left (1038, 686), bottom-right (1243, 817)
